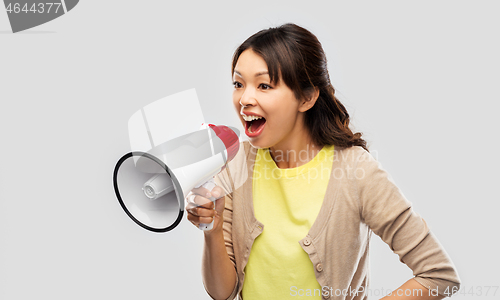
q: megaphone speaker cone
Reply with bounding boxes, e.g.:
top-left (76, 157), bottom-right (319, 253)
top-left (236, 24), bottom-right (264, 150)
top-left (113, 152), bottom-right (184, 233)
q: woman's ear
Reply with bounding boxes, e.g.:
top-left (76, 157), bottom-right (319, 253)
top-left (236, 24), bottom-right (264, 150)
top-left (298, 87), bottom-right (320, 112)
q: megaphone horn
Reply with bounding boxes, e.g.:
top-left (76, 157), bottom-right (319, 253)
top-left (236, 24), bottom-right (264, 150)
top-left (113, 125), bottom-right (240, 233)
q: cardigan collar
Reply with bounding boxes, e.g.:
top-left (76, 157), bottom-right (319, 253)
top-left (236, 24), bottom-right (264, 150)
top-left (239, 142), bottom-right (346, 241)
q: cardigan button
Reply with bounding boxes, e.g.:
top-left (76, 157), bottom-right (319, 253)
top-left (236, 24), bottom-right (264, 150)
top-left (316, 263), bottom-right (323, 272)
top-left (304, 239), bottom-right (311, 246)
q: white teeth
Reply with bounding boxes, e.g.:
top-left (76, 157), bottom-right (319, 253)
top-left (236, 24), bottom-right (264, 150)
top-left (242, 115), bottom-right (263, 121)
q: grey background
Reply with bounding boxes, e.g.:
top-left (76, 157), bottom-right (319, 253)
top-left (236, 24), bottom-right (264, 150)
top-left (1, 1), bottom-right (499, 299)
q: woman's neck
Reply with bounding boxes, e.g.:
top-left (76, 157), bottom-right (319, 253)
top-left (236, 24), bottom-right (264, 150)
top-left (269, 131), bottom-right (321, 169)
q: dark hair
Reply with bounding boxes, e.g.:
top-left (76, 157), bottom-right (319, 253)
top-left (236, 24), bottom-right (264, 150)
top-left (232, 23), bottom-right (368, 152)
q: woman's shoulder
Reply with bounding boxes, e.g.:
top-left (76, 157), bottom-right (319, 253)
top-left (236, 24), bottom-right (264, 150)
top-left (333, 145), bottom-right (373, 165)
top-left (232, 140), bottom-right (256, 164)
top-left (216, 141), bottom-right (253, 192)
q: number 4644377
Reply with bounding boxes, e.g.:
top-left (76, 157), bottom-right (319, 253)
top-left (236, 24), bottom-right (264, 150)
top-left (6, 2), bottom-right (62, 14)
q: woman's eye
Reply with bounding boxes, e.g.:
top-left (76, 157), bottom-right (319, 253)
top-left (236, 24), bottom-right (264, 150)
top-left (233, 81), bottom-right (243, 88)
top-left (259, 83), bottom-right (271, 90)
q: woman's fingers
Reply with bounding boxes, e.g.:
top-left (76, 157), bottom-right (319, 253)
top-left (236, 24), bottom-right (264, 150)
top-left (191, 186), bottom-right (212, 199)
top-left (186, 182), bottom-right (225, 230)
top-left (186, 193), bottom-right (215, 218)
top-left (191, 185), bottom-right (225, 200)
top-left (187, 193), bottom-right (214, 209)
top-left (186, 201), bottom-right (217, 225)
top-left (209, 186), bottom-right (224, 199)
top-left (186, 202), bottom-right (216, 217)
top-left (187, 212), bottom-right (216, 225)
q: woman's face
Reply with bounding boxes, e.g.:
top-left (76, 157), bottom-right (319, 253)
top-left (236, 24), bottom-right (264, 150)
top-left (232, 49), bottom-right (307, 149)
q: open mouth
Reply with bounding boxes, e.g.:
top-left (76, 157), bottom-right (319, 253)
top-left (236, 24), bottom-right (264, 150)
top-left (243, 115), bottom-right (267, 137)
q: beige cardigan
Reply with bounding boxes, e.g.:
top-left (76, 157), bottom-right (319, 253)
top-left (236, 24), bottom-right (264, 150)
top-left (208, 142), bottom-right (460, 300)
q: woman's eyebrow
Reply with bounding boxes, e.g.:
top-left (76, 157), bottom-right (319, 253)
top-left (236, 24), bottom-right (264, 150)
top-left (255, 71), bottom-right (269, 77)
top-left (233, 70), bottom-right (269, 78)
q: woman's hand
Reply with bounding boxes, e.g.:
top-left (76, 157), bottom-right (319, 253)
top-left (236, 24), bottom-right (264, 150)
top-left (186, 183), bottom-right (226, 234)
top-left (189, 183), bottom-right (237, 300)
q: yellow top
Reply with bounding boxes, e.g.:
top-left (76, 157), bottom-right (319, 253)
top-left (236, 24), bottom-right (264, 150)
top-left (242, 145), bottom-right (335, 299)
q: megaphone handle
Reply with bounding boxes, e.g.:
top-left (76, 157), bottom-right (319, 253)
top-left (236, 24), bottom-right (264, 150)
top-left (197, 179), bottom-right (217, 231)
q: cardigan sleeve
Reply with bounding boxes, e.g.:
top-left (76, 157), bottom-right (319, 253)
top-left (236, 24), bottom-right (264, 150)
top-left (355, 149), bottom-right (461, 297)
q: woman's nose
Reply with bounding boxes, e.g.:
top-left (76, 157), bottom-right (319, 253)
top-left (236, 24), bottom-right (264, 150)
top-left (239, 88), bottom-right (257, 107)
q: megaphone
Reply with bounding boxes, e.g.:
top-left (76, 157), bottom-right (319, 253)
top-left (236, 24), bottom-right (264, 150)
top-left (112, 89), bottom-right (240, 233)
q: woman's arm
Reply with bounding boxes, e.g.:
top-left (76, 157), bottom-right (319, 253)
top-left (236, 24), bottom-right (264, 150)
top-left (355, 149), bottom-right (461, 298)
top-left (202, 224), bottom-right (238, 300)
top-left (187, 188), bottom-right (239, 300)
top-left (380, 278), bottom-right (445, 300)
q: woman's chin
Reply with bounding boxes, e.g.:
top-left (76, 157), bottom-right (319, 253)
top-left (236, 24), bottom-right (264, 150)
top-left (247, 137), bottom-right (269, 149)
top-left (248, 140), bottom-right (264, 149)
